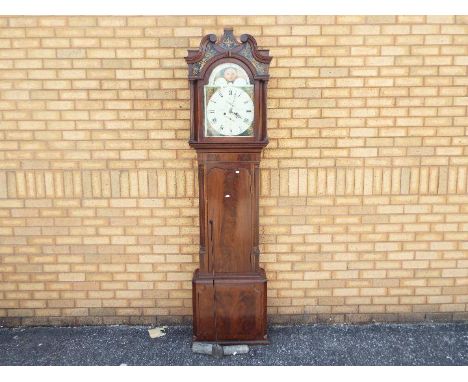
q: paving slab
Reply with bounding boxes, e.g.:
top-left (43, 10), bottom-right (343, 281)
top-left (0, 323), bottom-right (467, 366)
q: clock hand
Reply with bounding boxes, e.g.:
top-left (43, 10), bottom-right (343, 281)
top-left (227, 94), bottom-right (237, 107)
top-left (223, 111), bottom-right (235, 122)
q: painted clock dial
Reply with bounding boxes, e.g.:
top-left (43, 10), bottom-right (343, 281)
top-left (204, 63), bottom-right (254, 137)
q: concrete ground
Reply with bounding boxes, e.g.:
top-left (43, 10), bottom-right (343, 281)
top-left (0, 323), bottom-right (467, 366)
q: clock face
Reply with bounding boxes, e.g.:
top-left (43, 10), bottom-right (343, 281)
top-left (204, 63), bottom-right (254, 137)
top-left (206, 87), bottom-right (254, 136)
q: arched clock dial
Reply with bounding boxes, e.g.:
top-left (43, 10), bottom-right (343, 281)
top-left (206, 86), bottom-right (254, 136)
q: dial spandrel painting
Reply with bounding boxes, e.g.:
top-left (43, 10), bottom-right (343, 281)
top-left (204, 63), bottom-right (254, 137)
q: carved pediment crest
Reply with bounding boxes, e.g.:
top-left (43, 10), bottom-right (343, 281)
top-left (185, 28), bottom-right (272, 78)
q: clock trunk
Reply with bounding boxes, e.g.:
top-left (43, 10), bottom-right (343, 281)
top-left (206, 165), bottom-right (253, 274)
top-left (192, 152), bottom-right (266, 344)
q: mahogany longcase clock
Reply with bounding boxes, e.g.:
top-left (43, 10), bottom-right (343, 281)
top-left (185, 28), bottom-right (272, 344)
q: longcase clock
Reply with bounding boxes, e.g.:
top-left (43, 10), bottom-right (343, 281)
top-left (185, 28), bottom-right (272, 344)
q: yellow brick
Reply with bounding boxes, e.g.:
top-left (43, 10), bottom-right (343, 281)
top-left (278, 36), bottom-right (307, 46)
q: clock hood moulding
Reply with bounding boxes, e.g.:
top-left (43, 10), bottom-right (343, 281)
top-left (185, 27), bottom-right (272, 80)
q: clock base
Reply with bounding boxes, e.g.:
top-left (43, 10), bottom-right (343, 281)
top-left (192, 269), bottom-right (268, 344)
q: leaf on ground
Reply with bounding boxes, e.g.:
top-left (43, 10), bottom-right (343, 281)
top-left (148, 326), bottom-right (168, 339)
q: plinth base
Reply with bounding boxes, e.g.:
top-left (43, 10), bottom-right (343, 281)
top-left (192, 269), bottom-right (268, 344)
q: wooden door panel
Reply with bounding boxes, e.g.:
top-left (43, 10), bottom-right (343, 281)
top-left (192, 279), bottom-right (216, 341)
top-left (214, 279), bottom-right (265, 341)
top-left (206, 166), bottom-right (253, 274)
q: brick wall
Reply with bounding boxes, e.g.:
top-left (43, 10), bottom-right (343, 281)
top-left (0, 16), bottom-right (467, 326)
